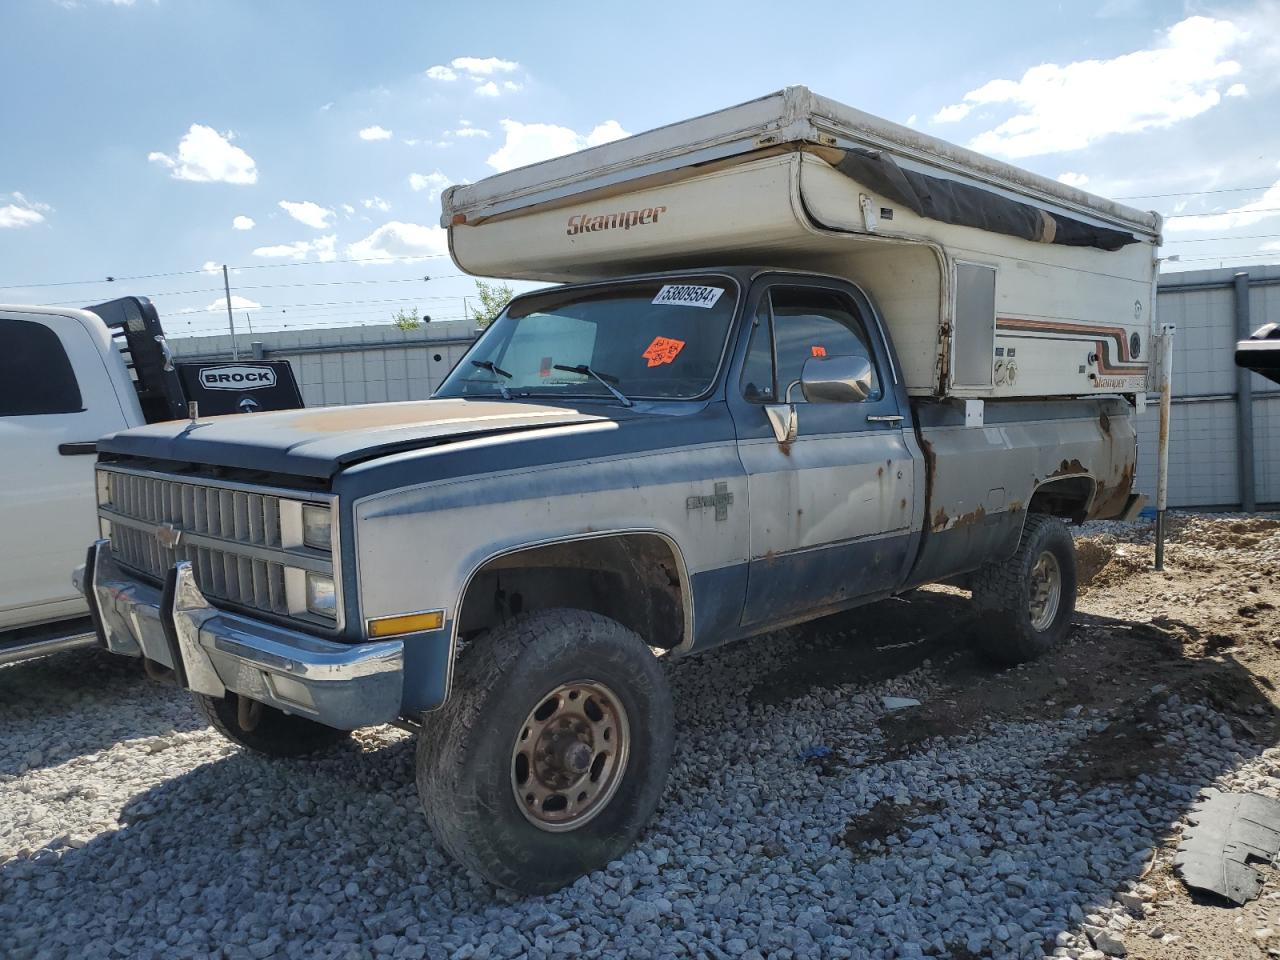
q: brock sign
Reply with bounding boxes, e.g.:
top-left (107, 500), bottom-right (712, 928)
top-left (198, 365), bottom-right (278, 391)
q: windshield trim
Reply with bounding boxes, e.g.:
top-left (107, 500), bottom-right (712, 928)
top-left (442, 272), bottom-right (743, 404)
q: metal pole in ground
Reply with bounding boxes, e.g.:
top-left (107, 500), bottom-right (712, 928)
top-left (1155, 323), bottom-right (1176, 571)
top-left (223, 264), bottom-right (239, 360)
top-left (1233, 272), bottom-right (1255, 513)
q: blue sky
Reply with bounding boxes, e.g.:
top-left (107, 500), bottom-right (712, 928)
top-left (1, 0), bottom-right (1277, 338)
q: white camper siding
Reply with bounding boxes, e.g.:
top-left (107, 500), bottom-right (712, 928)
top-left (797, 155), bottom-right (1156, 397)
top-left (449, 155), bottom-right (809, 283)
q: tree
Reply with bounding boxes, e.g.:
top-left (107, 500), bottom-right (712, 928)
top-left (471, 280), bottom-right (515, 330)
top-left (392, 307), bottom-right (422, 331)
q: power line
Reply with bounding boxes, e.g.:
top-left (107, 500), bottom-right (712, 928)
top-left (0, 253), bottom-right (456, 292)
top-left (1158, 207), bottom-right (1280, 219)
top-left (1117, 185), bottom-right (1273, 200)
top-left (1170, 251), bottom-right (1280, 263)
top-left (1163, 233), bottom-right (1280, 244)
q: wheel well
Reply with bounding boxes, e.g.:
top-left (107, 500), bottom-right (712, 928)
top-left (457, 534), bottom-right (688, 651)
top-left (1028, 476), bottom-right (1097, 524)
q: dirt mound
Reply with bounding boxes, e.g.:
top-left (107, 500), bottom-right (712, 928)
top-left (1169, 515), bottom-right (1280, 552)
top-left (1075, 538), bottom-right (1149, 591)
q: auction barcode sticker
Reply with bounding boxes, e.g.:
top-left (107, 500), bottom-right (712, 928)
top-left (652, 284), bottom-right (725, 309)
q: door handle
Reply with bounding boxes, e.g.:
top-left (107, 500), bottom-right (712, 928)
top-left (866, 415), bottom-right (904, 423)
top-left (58, 441), bottom-right (97, 456)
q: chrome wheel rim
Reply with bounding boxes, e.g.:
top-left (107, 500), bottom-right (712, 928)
top-left (1028, 550), bottom-right (1062, 632)
top-left (511, 680), bottom-right (630, 833)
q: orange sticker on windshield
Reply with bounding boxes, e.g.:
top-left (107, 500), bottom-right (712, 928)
top-left (811, 345), bottom-right (828, 358)
top-left (643, 336), bottom-right (686, 367)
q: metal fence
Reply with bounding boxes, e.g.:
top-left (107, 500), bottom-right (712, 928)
top-left (169, 265), bottom-right (1280, 511)
top-left (169, 319), bottom-right (481, 407)
top-left (1134, 265), bottom-right (1280, 509)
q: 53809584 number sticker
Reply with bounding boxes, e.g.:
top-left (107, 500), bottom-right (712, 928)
top-left (651, 285), bottom-right (725, 309)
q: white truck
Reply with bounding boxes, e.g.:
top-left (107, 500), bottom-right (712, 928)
top-left (0, 297), bottom-right (301, 664)
top-left (80, 87), bottom-right (1158, 892)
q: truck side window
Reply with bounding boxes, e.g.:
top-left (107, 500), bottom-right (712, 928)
top-left (770, 288), bottom-right (881, 402)
top-left (740, 299), bottom-right (775, 402)
top-left (0, 318), bottom-right (83, 416)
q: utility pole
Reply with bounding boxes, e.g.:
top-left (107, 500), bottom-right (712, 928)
top-left (222, 264), bottom-right (240, 360)
top-left (244, 312), bottom-right (254, 336)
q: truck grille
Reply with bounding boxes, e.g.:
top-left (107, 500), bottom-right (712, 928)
top-left (98, 469), bottom-right (334, 624)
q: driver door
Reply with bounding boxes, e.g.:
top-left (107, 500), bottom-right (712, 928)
top-left (728, 278), bottom-right (916, 628)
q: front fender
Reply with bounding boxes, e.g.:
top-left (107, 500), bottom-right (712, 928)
top-left (350, 447), bottom-right (747, 711)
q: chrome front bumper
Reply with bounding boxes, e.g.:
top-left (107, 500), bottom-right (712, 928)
top-left (76, 540), bottom-right (403, 730)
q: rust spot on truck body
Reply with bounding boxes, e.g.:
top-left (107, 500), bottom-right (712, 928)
top-left (1050, 458), bottom-right (1088, 478)
top-left (951, 505), bottom-right (987, 530)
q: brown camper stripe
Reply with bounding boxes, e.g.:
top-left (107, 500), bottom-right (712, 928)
top-left (995, 316), bottom-right (1146, 375)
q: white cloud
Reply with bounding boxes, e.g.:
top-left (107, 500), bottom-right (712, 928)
top-left (346, 221), bottom-right (449, 263)
top-left (408, 171), bottom-right (452, 200)
top-left (340, 203), bottom-right (356, 215)
top-left (148, 124), bottom-right (258, 184)
top-left (486, 119), bottom-right (630, 172)
top-left (932, 103), bottom-right (972, 123)
top-left (930, 15), bottom-right (1246, 158)
top-left (1226, 82), bottom-right (1249, 97)
top-left (906, 114), bottom-right (918, 127)
top-left (584, 121), bottom-right (628, 147)
top-left (450, 56), bottom-right (518, 76)
top-left (358, 125), bottom-right (393, 141)
top-left (427, 57), bottom-right (522, 96)
top-left (362, 196), bottom-right (391, 212)
top-left (1057, 172), bottom-right (1090, 188)
top-left (201, 261), bottom-right (220, 273)
top-left (1165, 180), bottom-right (1280, 232)
top-left (197, 295), bottom-right (262, 313)
top-left (451, 126), bottom-right (490, 138)
top-left (252, 235), bottom-right (338, 261)
top-left (0, 192), bottom-right (51, 229)
top-left (232, 215), bottom-right (255, 230)
top-left (278, 199), bottom-right (334, 229)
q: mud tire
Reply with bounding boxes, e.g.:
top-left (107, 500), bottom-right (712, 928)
top-left (416, 608), bottom-right (673, 893)
top-left (970, 514), bottom-right (1078, 665)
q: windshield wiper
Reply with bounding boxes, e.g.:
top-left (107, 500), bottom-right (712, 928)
top-left (470, 359), bottom-right (512, 399)
top-left (553, 364), bottom-right (634, 407)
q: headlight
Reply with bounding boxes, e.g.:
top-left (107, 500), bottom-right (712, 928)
top-left (305, 572), bottom-right (337, 619)
top-left (301, 504), bottom-right (332, 551)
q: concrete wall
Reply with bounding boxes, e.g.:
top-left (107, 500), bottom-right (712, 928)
top-left (168, 265), bottom-right (1280, 511)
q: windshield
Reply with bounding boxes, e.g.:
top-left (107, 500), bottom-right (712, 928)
top-left (436, 278), bottom-right (738, 402)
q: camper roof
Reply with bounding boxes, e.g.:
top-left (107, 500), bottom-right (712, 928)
top-left (442, 86), bottom-right (1160, 239)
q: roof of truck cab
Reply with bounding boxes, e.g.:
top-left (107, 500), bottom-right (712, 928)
top-left (443, 86), bottom-right (1159, 236)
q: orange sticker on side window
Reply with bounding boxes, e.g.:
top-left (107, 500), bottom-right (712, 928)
top-left (642, 336), bottom-right (686, 367)
top-left (811, 345), bottom-right (828, 358)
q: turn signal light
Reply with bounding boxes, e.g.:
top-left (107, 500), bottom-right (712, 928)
top-left (367, 610), bottom-right (445, 638)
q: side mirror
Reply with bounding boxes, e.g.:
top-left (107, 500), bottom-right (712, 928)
top-left (799, 354), bottom-right (874, 403)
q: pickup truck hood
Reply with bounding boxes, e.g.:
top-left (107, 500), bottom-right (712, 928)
top-left (97, 399), bottom-right (617, 479)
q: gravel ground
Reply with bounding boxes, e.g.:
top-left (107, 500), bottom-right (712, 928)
top-left (3, 512), bottom-right (1280, 960)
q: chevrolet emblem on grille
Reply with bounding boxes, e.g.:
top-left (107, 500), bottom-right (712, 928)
top-left (156, 523), bottom-right (183, 549)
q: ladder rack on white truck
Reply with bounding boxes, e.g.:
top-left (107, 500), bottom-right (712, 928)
top-left (444, 85), bottom-right (1161, 401)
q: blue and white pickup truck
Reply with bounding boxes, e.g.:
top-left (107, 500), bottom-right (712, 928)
top-left (80, 89), bottom-right (1157, 892)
